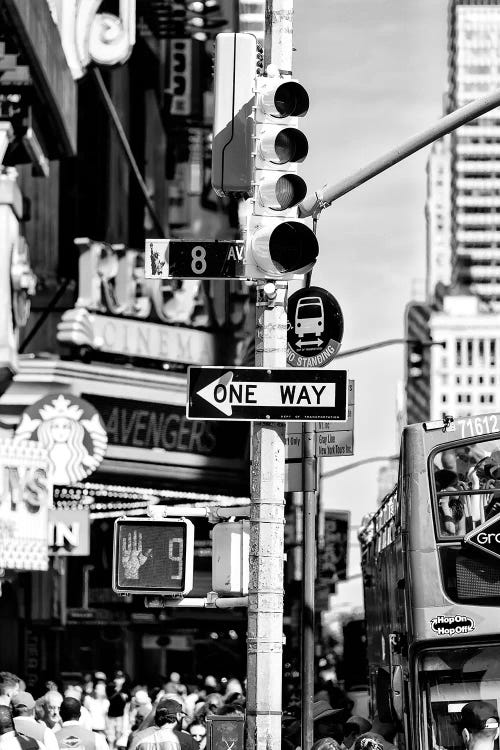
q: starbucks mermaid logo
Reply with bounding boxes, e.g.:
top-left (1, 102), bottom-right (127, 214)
top-left (15, 394), bottom-right (107, 485)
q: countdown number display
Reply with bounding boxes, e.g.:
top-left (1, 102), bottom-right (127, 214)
top-left (112, 517), bottom-right (194, 596)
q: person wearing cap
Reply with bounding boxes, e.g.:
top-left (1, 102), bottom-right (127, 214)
top-left (128, 701), bottom-right (196, 750)
top-left (461, 701), bottom-right (500, 750)
top-left (313, 700), bottom-right (344, 745)
top-left (0, 705), bottom-right (44, 750)
top-left (341, 716), bottom-right (373, 749)
top-left (357, 716), bottom-right (396, 750)
top-left (55, 698), bottom-right (109, 750)
top-left (11, 692), bottom-right (58, 750)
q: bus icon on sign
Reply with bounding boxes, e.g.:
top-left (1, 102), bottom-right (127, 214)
top-left (294, 296), bottom-right (325, 349)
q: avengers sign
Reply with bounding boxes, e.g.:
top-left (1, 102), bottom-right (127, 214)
top-left (0, 439), bottom-right (51, 571)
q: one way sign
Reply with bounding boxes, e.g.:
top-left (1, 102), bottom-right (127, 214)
top-left (187, 367), bottom-right (348, 421)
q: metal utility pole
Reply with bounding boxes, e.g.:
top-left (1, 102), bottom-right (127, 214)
top-left (247, 282), bottom-right (287, 750)
top-left (246, 4), bottom-right (294, 748)
top-left (301, 419), bottom-right (316, 750)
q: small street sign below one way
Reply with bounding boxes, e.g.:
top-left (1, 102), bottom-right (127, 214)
top-left (187, 367), bottom-right (348, 422)
top-left (145, 238), bottom-right (246, 279)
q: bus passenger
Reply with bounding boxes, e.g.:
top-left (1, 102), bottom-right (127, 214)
top-left (460, 701), bottom-right (499, 750)
top-left (435, 469), bottom-right (466, 536)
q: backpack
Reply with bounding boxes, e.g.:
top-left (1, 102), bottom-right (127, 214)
top-left (17, 733), bottom-right (39, 750)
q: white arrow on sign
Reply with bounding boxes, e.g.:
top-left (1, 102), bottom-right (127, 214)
top-left (196, 371), bottom-right (338, 417)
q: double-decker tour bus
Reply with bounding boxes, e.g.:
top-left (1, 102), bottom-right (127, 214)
top-left (359, 412), bottom-right (500, 750)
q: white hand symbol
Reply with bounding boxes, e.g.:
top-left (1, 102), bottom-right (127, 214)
top-left (121, 531), bottom-right (152, 579)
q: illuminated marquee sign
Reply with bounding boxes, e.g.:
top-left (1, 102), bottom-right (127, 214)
top-left (112, 517), bottom-right (194, 596)
top-left (48, 508), bottom-right (90, 556)
top-left (84, 395), bottom-right (248, 460)
top-left (0, 439), bottom-right (52, 572)
top-left (56, 238), bottom-right (248, 367)
top-left (15, 394), bottom-right (107, 486)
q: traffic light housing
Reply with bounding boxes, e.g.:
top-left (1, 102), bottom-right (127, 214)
top-left (211, 520), bottom-right (249, 596)
top-left (211, 32), bottom-right (257, 196)
top-left (245, 74), bottom-right (318, 278)
top-left (112, 517), bottom-right (194, 596)
top-left (408, 340), bottom-right (424, 378)
top-left (211, 32), bottom-right (318, 279)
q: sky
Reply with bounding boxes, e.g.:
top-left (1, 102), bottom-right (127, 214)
top-left (292, 0), bottom-right (449, 612)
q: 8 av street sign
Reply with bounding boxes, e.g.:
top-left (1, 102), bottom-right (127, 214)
top-left (187, 367), bottom-right (348, 421)
top-left (145, 239), bottom-right (246, 279)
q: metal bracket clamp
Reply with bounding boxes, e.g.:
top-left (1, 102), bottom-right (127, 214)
top-left (312, 187), bottom-right (332, 219)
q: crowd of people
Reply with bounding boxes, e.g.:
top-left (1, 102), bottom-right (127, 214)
top-left (1, 668), bottom-right (497, 749)
top-left (0, 668), bottom-right (399, 750)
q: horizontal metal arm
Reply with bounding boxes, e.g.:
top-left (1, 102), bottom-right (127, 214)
top-left (148, 505), bottom-right (250, 521)
top-left (336, 337), bottom-right (445, 359)
top-left (145, 593), bottom-right (249, 608)
top-left (298, 88), bottom-right (500, 218)
top-left (321, 455), bottom-right (398, 480)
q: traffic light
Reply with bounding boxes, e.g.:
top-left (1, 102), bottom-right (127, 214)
top-left (408, 340), bottom-right (424, 378)
top-left (112, 517), bottom-right (194, 596)
top-left (245, 73), bottom-right (318, 278)
top-left (211, 32), bottom-right (318, 279)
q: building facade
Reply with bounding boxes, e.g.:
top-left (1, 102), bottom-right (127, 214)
top-left (448, 0), bottom-right (500, 304)
top-left (425, 136), bottom-right (452, 299)
top-left (429, 294), bottom-right (500, 418)
top-left (406, 0), bottom-right (500, 424)
top-left (0, 0), bottom-right (256, 682)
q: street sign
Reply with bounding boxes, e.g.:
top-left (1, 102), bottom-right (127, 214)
top-left (317, 429), bottom-right (354, 457)
top-left (464, 513), bottom-right (500, 561)
top-left (145, 238), bottom-right (246, 279)
top-left (287, 286), bottom-right (344, 368)
top-left (286, 381), bottom-right (354, 460)
top-left (187, 367), bottom-right (348, 421)
top-left (112, 517), bottom-right (194, 596)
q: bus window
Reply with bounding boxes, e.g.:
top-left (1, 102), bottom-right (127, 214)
top-left (418, 645), bottom-right (500, 750)
top-left (430, 439), bottom-right (500, 539)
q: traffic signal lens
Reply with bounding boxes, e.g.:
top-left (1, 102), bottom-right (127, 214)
top-left (275, 174), bottom-right (307, 209)
top-left (274, 128), bottom-right (308, 164)
top-left (269, 222), bottom-right (318, 272)
top-left (273, 82), bottom-right (309, 118)
top-left (251, 221), bottom-right (319, 276)
top-left (257, 173), bottom-right (307, 210)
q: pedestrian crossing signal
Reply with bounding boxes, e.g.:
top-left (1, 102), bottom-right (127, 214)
top-left (112, 517), bottom-right (194, 596)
